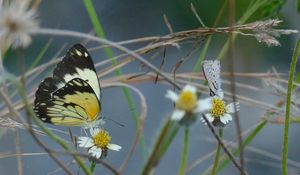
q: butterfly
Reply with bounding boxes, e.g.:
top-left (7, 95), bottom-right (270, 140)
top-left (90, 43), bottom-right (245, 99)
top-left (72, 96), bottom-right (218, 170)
top-left (202, 60), bottom-right (230, 127)
top-left (34, 44), bottom-right (102, 127)
top-left (201, 60), bottom-right (224, 98)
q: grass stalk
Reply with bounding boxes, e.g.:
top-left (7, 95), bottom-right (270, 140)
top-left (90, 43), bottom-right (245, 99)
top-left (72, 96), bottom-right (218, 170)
top-left (29, 38), bottom-right (53, 70)
top-left (178, 127), bottom-right (189, 175)
top-left (141, 119), bottom-right (173, 175)
top-left (211, 129), bottom-right (223, 175)
top-left (158, 124), bottom-right (180, 160)
top-left (90, 162), bottom-right (97, 173)
top-left (83, 0), bottom-right (146, 160)
top-left (282, 37), bottom-right (300, 175)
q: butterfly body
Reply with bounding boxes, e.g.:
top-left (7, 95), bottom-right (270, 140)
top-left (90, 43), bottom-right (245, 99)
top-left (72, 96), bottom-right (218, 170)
top-left (34, 44), bottom-right (102, 127)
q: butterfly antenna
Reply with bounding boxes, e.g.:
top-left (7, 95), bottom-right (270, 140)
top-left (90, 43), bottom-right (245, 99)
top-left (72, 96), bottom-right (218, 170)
top-left (103, 117), bottom-right (125, 127)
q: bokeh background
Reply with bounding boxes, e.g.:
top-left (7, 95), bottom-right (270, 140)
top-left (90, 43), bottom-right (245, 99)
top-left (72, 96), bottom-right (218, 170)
top-left (1, 0), bottom-right (300, 174)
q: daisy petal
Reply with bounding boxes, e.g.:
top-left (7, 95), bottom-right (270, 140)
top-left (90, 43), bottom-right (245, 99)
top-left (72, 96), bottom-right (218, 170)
top-left (201, 114), bottom-right (214, 124)
top-left (220, 114), bottom-right (232, 125)
top-left (77, 137), bottom-right (94, 148)
top-left (89, 146), bottom-right (102, 159)
top-left (226, 102), bottom-right (240, 113)
top-left (90, 127), bottom-right (100, 137)
top-left (205, 113), bottom-right (214, 123)
top-left (165, 90), bottom-right (179, 102)
top-left (196, 97), bottom-right (212, 113)
top-left (108, 144), bottom-right (122, 151)
top-left (171, 109), bottom-right (185, 121)
top-left (183, 85), bottom-right (197, 94)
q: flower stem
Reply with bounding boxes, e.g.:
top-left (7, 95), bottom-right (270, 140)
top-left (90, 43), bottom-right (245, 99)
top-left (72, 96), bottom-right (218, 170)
top-left (141, 119), bottom-right (173, 175)
top-left (282, 37), bottom-right (300, 175)
top-left (178, 127), bottom-right (189, 175)
top-left (201, 114), bottom-right (246, 174)
top-left (211, 129), bottom-right (223, 175)
top-left (158, 124), bottom-right (180, 159)
top-left (90, 161), bottom-right (96, 173)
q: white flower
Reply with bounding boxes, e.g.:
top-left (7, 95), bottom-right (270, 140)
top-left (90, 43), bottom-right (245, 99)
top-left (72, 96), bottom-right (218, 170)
top-left (200, 96), bottom-right (240, 127)
top-left (166, 85), bottom-right (206, 124)
top-left (0, 0), bottom-right (39, 50)
top-left (77, 128), bottom-right (121, 159)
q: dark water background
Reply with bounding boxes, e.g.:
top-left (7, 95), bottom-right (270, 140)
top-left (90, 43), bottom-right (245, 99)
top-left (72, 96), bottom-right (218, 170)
top-left (1, 0), bottom-right (300, 174)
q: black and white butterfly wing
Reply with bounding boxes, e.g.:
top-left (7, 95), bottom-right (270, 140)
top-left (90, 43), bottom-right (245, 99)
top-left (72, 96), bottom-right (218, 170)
top-left (202, 60), bottom-right (223, 98)
top-left (34, 44), bottom-right (101, 126)
top-left (53, 44), bottom-right (101, 100)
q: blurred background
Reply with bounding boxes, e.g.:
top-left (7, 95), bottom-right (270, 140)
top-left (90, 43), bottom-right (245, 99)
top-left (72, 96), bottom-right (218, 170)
top-left (1, 0), bottom-right (300, 174)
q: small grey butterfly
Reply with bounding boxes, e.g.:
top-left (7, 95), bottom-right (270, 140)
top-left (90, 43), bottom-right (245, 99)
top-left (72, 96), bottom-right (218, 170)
top-left (201, 60), bottom-right (224, 98)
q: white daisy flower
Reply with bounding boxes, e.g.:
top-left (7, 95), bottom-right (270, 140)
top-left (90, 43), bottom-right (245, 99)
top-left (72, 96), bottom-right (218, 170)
top-left (77, 128), bottom-right (121, 159)
top-left (0, 0), bottom-right (39, 50)
top-left (165, 84), bottom-right (206, 125)
top-left (200, 96), bottom-right (240, 127)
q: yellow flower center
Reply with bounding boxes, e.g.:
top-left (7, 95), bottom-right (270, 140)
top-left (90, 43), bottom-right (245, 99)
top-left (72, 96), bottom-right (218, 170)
top-left (176, 91), bottom-right (197, 111)
top-left (93, 130), bottom-right (111, 148)
top-left (210, 98), bottom-right (226, 118)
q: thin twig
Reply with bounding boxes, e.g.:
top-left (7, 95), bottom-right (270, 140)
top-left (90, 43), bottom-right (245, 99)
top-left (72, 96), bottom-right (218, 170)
top-left (190, 3), bottom-right (207, 28)
top-left (32, 28), bottom-right (182, 89)
top-left (102, 83), bottom-right (147, 173)
top-left (13, 129), bottom-right (23, 175)
top-left (163, 14), bottom-right (174, 33)
top-left (201, 114), bottom-right (247, 175)
top-left (228, 0), bottom-right (244, 173)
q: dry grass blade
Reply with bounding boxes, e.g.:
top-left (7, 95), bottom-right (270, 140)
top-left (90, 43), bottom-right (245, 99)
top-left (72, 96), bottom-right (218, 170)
top-left (33, 28), bottom-right (182, 89)
top-left (0, 152), bottom-right (48, 159)
top-left (13, 129), bottom-right (23, 175)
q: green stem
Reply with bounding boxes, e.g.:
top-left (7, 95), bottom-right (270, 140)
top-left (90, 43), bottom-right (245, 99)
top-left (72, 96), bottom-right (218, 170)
top-left (178, 127), bottom-right (189, 175)
top-left (216, 120), bottom-right (267, 173)
top-left (90, 162), bottom-right (96, 173)
top-left (193, 37), bottom-right (211, 72)
top-left (29, 38), bottom-right (53, 70)
top-left (282, 38), bottom-right (300, 175)
top-left (141, 119), bottom-right (173, 175)
top-left (83, 0), bottom-right (146, 161)
top-left (211, 129), bottom-right (223, 175)
top-left (158, 124), bottom-right (180, 159)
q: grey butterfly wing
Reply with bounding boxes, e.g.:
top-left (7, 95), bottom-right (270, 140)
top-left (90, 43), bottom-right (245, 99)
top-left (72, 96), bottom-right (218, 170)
top-left (202, 60), bottom-right (223, 98)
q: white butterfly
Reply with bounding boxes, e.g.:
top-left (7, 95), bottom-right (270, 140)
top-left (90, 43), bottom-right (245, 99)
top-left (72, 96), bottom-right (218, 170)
top-left (201, 60), bottom-right (224, 98)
